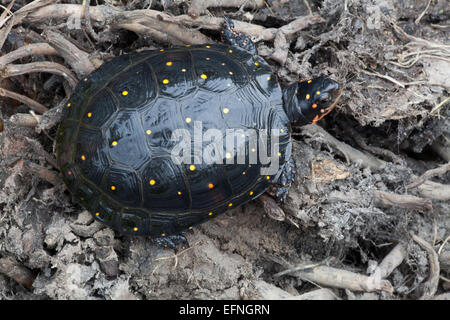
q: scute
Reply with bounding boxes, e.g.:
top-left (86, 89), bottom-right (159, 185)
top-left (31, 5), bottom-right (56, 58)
top-left (75, 126), bottom-right (110, 186)
top-left (82, 89), bottom-right (118, 127)
top-left (141, 157), bottom-right (190, 211)
top-left (104, 165), bottom-right (142, 207)
top-left (106, 110), bottom-right (151, 170)
top-left (107, 62), bottom-right (156, 110)
top-left (146, 51), bottom-right (196, 99)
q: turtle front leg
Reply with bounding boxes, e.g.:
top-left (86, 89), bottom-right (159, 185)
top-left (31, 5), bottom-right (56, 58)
top-left (260, 156), bottom-right (297, 221)
top-left (153, 233), bottom-right (189, 252)
top-left (222, 17), bottom-right (257, 55)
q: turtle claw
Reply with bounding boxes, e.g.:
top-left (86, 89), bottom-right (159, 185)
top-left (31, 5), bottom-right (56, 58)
top-left (153, 233), bottom-right (190, 252)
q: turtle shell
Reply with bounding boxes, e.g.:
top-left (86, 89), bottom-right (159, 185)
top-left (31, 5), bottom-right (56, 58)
top-left (56, 44), bottom-right (291, 237)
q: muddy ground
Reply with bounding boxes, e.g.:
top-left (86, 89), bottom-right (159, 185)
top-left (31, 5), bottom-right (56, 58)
top-left (0, 0), bottom-right (449, 300)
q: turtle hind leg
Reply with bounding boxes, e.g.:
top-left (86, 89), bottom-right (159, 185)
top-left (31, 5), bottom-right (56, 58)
top-left (222, 16), bottom-right (257, 55)
top-left (152, 233), bottom-right (189, 252)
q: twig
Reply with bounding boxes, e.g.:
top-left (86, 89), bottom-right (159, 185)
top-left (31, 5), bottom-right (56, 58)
top-left (0, 43), bottom-right (58, 67)
top-left (270, 30), bottom-right (289, 65)
top-left (24, 137), bottom-right (58, 168)
top-left (0, 87), bottom-right (48, 113)
top-left (300, 124), bottom-right (385, 170)
top-left (415, 179), bottom-right (450, 201)
top-left (0, 61), bottom-right (78, 89)
top-left (430, 96), bottom-right (450, 115)
top-left (410, 233), bottom-right (440, 299)
top-left (43, 30), bottom-right (95, 78)
top-left (407, 162), bottom-right (450, 189)
top-left (359, 68), bottom-right (405, 88)
top-left (0, 256), bottom-right (35, 289)
top-left (154, 241), bottom-right (199, 271)
top-left (438, 235), bottom-right (450, 256)
top-left (303, 0), bottom-right (313, 15)
top-left (343, 125), bottom-right (404, 165)
top-left (371, 243), bottom-right (407, 279)
top-left (0, 7), bottom-right (14, 51)
top-left (276, 262), bottom-right (393, 294)
top-left (83, 0), bottom-right (100, 42)
top-left (9, 113), bottom-right (41, 127)
top-left (188, 0), bottom-right (264, 17)
top-left (414, 0), bottom-right (432, 25)
top-left (26, 4), bottom-right (324, 43)
top-left (23, 160), bottom-right (61, 186)
top-left (373, 190), bottom-right (433, 211)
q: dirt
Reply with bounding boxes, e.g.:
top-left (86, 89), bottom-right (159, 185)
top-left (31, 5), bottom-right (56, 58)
top-left (0, 0), bottom-right (449, 300)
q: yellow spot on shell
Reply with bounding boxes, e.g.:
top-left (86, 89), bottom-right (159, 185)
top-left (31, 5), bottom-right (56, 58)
top-left (163, 79), bottom-right (169, 84)
top-left (111, 186), bottom-right (116, 190)
top-left (181, 68), bottom-right (187, 72)
top-left (267, 76), bottom-right (271, 80)
top-left (251, 148), bottom-right (256, 152)
top-left (221, 63), bottom-right (226, 66)
top-left (226, 152), bottom-right (231, 159)
top-left (278, 152), bottom-right (282, 156)
top-left (316, 91), bottom-right (321, 95)
top-left (95, 212), bottom-right (100, 216)
top-left (266, 176), bottom-right (270, 180)
top-left (133, 227), bottom-right (138, 231)
top-left (201, 74), bottom-right (207, 79)
top-left (223, 108), bottom-right (230, 114)
top-left (229, 71), bottom-right (233, 75)
top-left (111, 141), bottom-right (118, 146)
top-left (146, 129), bottom-right (152, 135)
top-left (189, 164), bottom-right (196, 171)
top-left (149, 179), bottom-right (156, 185)
top-left (228, 49), bottom-right (233, 53)
top-left (178, 191), bottom-right (182, 195)
top-left (250, 191), bottom-right (254, 196)
top-left (208, 212), bottom-right (213, 216)
top-left (242, 172), bottom-right (246, 175)
top-left (280, 129), bottom-right (285, 133)
top-left (166, 61), bottom-right (173, 66)
top-left (161, 233), bottom-right (166, 237)
top-left (185, 45), bottom-right (191, 47)
top-left (87, 112), bottom-right (92, 118)
top-left (189, 226), bottom-right (193, 230)
top-left (206, 57), bottom-right (210, 61)
top-left (67, 103), bottom-right (71, 107)
top-left (122, 90), bottom-right (128, 96)
top-left (306, 94), bottom-right (310, 100)
top-left (206, 45), bottom-right (211, 48)
top-left (160, 49), bottom-right (164, 51)
top-left (228, 203), bottom-right (233, 207)
top-left (83, 78), bottom-right (88, 81)
top-left (81, 155), bottom-right (86, 161)
top-left (185, 117), bottom-right (192, 123)
top-left (307, 79), bottom-right (312, 83)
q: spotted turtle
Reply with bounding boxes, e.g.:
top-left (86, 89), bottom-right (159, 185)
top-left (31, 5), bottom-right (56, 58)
top-left (56, 18), bottom-right (341, 246)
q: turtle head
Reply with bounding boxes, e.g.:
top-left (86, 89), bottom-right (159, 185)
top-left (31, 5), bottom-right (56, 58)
top-left (283, 76), bottom-right (341, 126)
